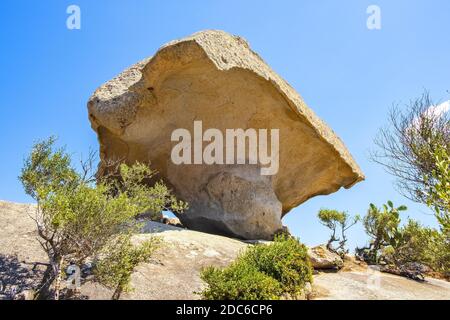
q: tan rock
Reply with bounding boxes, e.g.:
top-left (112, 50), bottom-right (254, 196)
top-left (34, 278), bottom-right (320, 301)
top-left (88, 30), bottom-right (364, 240)
top-left (161, 216), bottom-right (183, 228)
top-left (308, 245), bottom-right (343, 269)
top-left (313, 266), bottom-right (450, 300)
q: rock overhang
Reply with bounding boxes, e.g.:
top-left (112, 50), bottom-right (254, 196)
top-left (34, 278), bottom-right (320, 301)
top-left (88, 30), bottom-right (364, 239)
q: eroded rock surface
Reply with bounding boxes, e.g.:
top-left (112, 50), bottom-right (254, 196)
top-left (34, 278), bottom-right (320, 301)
top-left (88, 30), bottom-right (364, 240)
top-left (308, 245), bottom-right (344, 270)
top-left (313, 267), bottom-right (450, 300)
top-left (1, 201), bottom-right (450, 300)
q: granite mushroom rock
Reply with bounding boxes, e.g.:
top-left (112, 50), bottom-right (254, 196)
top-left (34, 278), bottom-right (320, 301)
top-left (88, 30), bottom-right (364, 240)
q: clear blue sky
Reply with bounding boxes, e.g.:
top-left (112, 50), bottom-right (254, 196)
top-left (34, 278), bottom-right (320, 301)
top-left (1, 0), bottom-right (449, 250)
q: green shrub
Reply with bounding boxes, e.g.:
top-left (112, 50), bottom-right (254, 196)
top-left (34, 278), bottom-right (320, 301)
top-left (199, 235), bottom-right (312, 300)
top-left (393, 220), bottom-right (449, 278)
top-left (357, 201), bottom-right (406, 264)
top-left (358, 201), bottom-right (450, 279)
top-left (241, 235), bottom-right (312, 297)
top-left (200, 263), bottom-right (282, 300)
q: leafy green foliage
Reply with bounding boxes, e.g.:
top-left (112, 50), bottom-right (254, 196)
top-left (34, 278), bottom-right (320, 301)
top-left (200, 263), bottom-right (283, 300)
top-left (385, 219), bottom-right (449, 276)
top-left (358, 201), bottom-right (406, 264)
top-left (423, 146), bottom-right (450, 236)
top-left (317, 209), bottom-right (359, 257)
top-left (94, 235), bottom-right (161, 299)
top-left (199, 235), bottom-right (312, 300)
top-left (358, 201), bottom-right (449, 279)
top-left (242, 235), bottom-right (313, 297)
top-left (113, 162), bottom-right (187, 218)
top-left (20, 136), bottom-right (78, 200)
top-left (19, 137), bottom-right (187, 299)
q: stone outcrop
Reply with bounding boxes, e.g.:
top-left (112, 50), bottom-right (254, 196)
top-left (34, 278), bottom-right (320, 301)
top-left (308, 245), bottom-right (344, 270)
top-left (88, 30), bottom-right (364, 240)
top-left (2, 201), bottom-right (450, 300)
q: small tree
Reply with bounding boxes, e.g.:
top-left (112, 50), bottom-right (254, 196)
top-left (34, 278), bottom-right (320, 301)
top-left (357, 201), bottom-right (406, 264)
top-left (317, 209), bottom-right (359, 257)
top-left (19, 137), bottom-right (187, 299)
top-left (372, 92), bottom-right (450, 232)
top-left (371, 92), bottom-right (450, 205)
top-left (368, 92), bottom-right (450, 279)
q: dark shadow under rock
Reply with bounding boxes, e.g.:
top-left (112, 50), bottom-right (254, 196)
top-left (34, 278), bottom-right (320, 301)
top-left (0, 254), bottom-right (46, 300)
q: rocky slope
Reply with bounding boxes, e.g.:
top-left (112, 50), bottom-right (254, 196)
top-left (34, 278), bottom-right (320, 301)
top-left (1, 200), bottom-right (449, 300)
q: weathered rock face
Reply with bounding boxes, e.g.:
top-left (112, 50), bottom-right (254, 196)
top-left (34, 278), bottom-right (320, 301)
top-left (308, 245), bottom-right (344, 270)
top-left (88, 30), bottom-right (364, 240)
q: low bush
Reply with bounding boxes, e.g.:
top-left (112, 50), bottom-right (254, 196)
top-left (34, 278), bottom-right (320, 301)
top-left (200, 263), bottom-right (283, 300)
top-left (199, 235), bottom-right (313, 300)
top-left (358, 201), bottom-right (450, 280)
top-left (356, 201), bottom-right (405, 264)
top-left (389, 220), bottom-right (449, 279)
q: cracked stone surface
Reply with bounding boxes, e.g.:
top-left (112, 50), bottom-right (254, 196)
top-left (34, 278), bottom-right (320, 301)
top-left (88, 30), bottom-right (364, 240)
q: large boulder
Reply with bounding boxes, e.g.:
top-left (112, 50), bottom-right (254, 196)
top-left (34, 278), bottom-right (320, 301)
top-left (88, 30), bottom-right (364, 240)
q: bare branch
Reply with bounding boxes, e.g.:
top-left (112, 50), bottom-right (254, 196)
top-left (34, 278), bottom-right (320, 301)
top-left (371, 91), bottom-right (450, 204)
